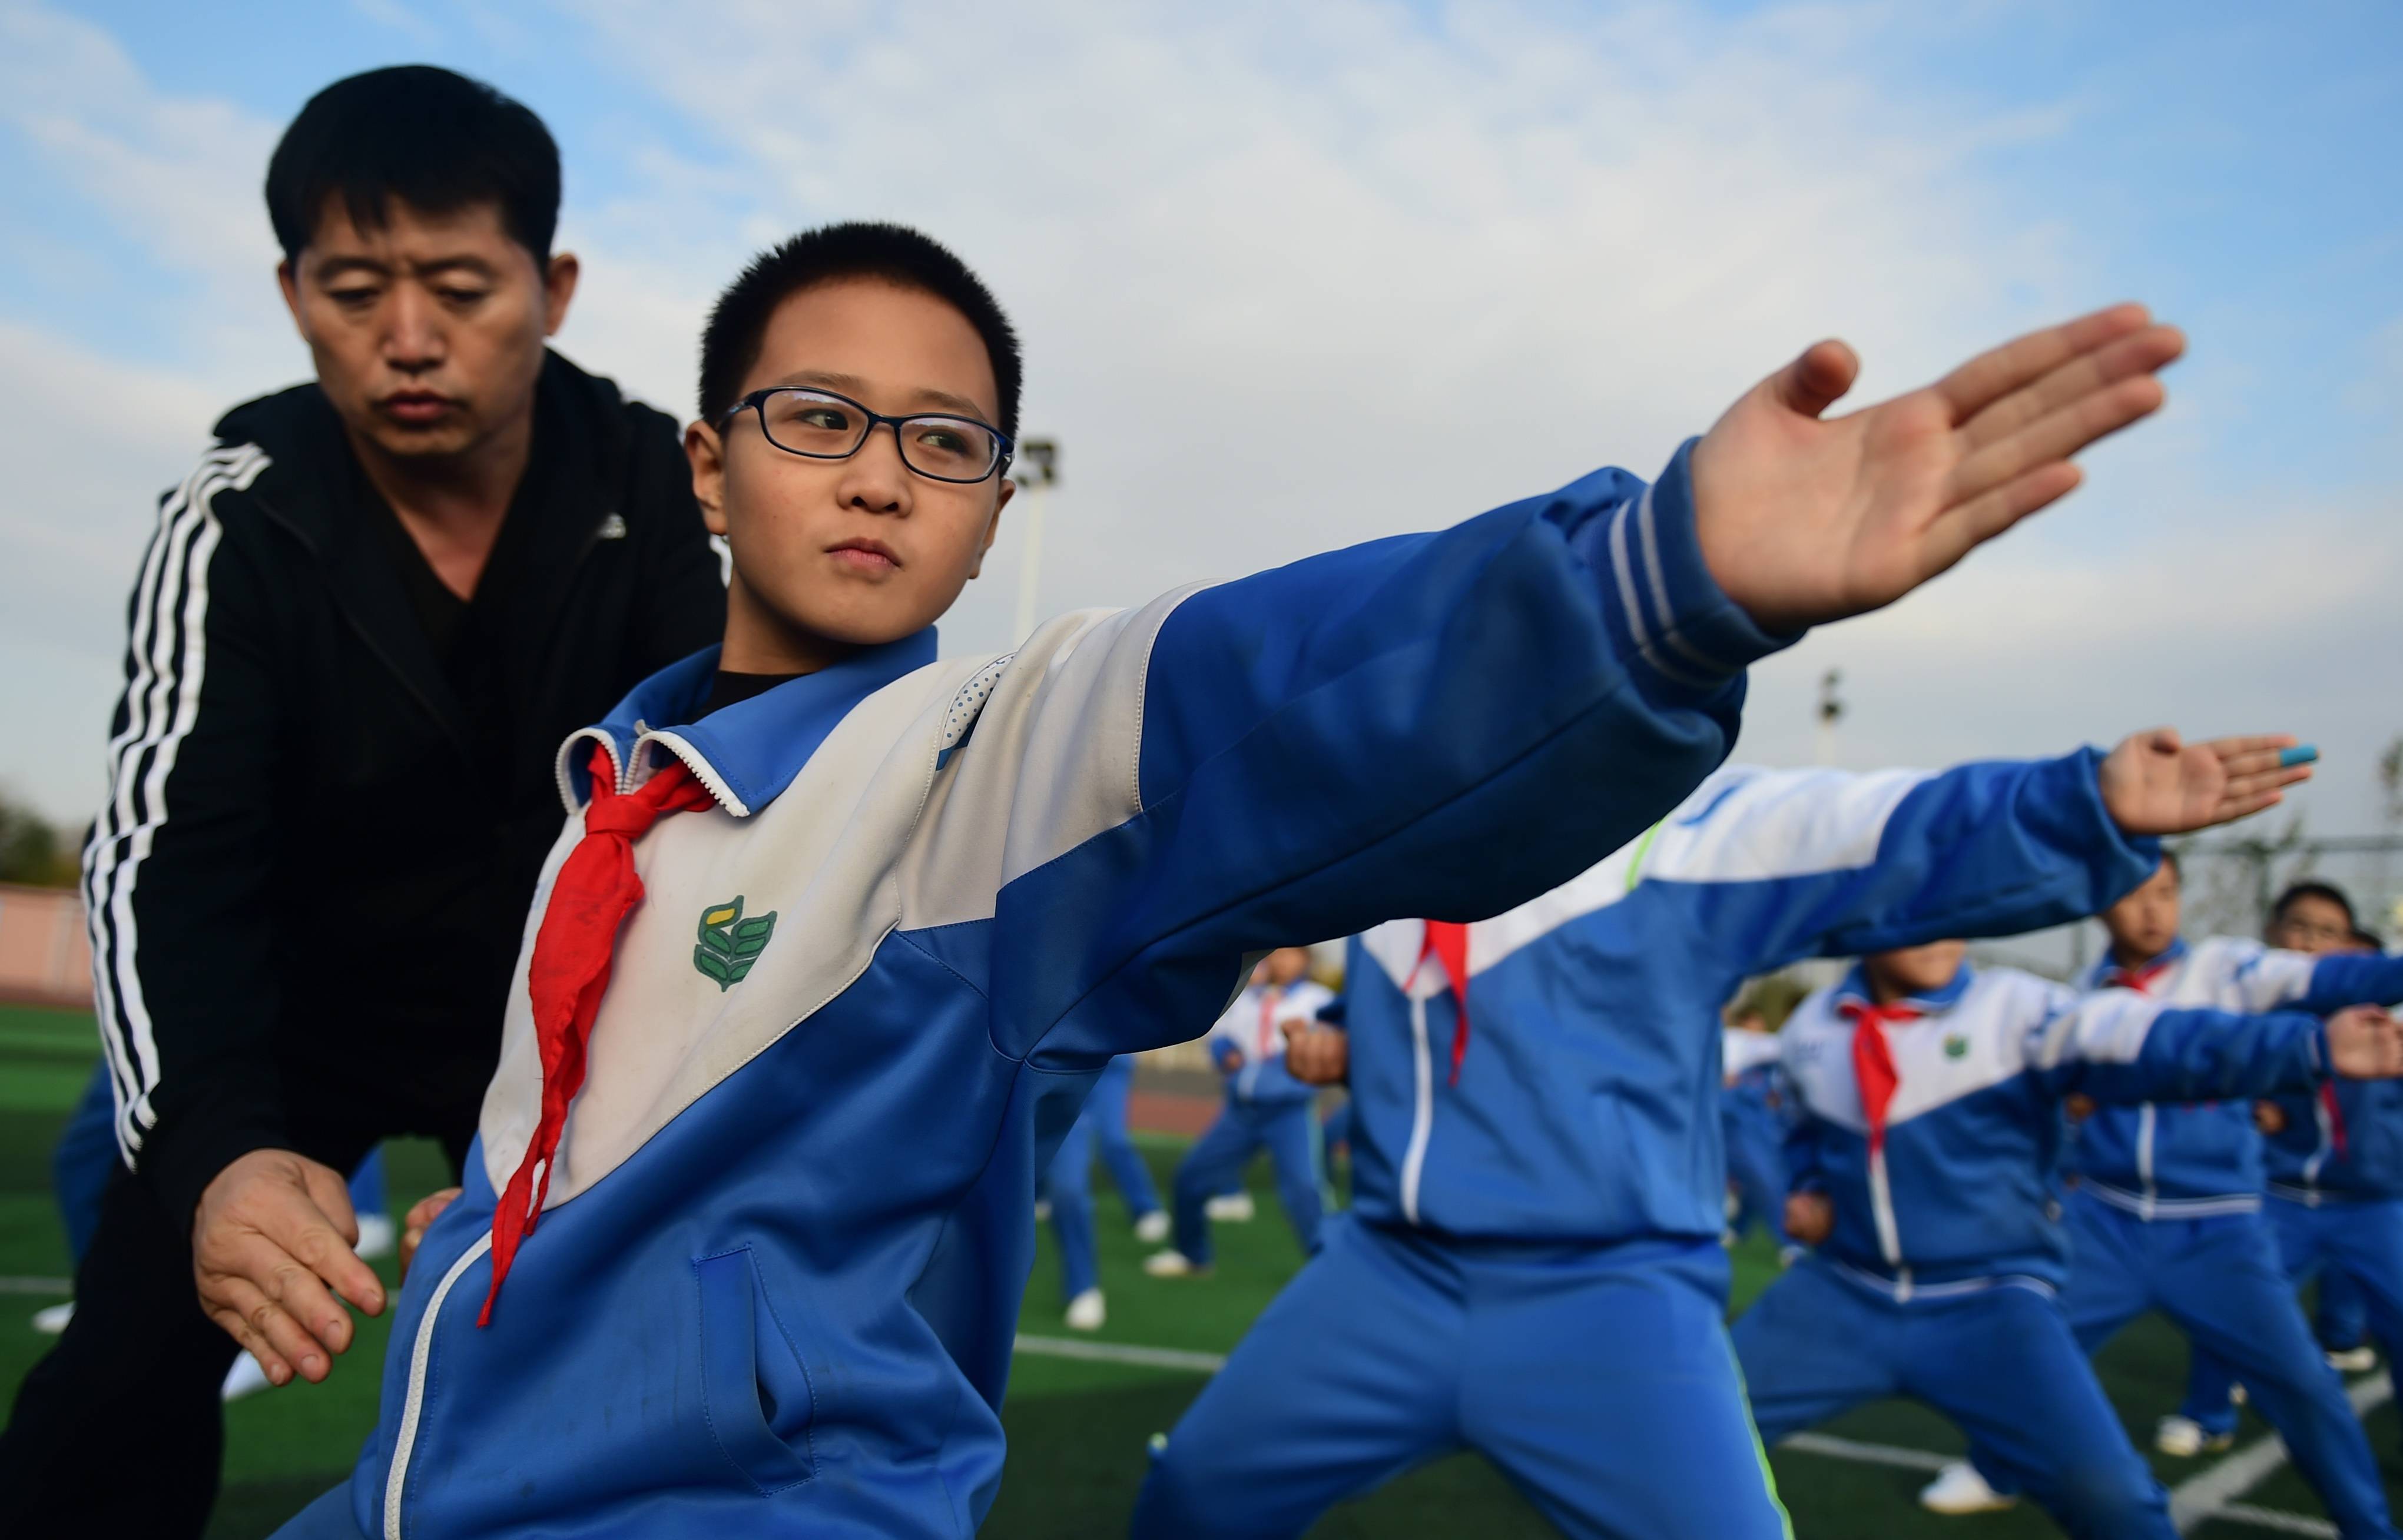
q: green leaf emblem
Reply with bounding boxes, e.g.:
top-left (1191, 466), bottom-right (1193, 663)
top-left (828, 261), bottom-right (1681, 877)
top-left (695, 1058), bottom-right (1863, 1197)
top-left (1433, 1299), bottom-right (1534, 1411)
top-left (1944, 1033), bottom-right (1969, 1060)
top-left (693, 895), bottom-right (778, 991)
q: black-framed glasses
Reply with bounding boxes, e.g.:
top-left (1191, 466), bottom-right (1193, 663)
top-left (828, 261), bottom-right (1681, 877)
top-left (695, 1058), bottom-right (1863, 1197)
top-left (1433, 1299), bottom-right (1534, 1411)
top-left (718, 386), bottom-right (1012, 484)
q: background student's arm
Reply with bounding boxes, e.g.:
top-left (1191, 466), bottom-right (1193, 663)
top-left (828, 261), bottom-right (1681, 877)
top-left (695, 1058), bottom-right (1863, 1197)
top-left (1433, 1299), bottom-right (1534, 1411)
top-left (2030, 987), bottom-right (2403, 1105)
top-left (1648, 729), bottom-right (2306, 982)
top-left (2213, 937), bottom-right (2403, 1017)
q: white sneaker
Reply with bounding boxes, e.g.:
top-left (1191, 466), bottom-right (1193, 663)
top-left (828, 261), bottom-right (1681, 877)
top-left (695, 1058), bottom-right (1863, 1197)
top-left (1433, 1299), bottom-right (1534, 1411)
top-left (2327, 1345), bottom-right (2378, 1373)
top-left (223, 1353), bottom-right (273, 1402)
top-left (2155, 1414), bottom-right (2235, 1458)
top-left (1144, 1250), bottom-right (1207, 1278)
top-left (1064, 1289), bottom-right (1106, 1331)
top-left (1918, 1460), bottom-right (2018, 1514)
top-left (1032, 1199), bottom-right (1052, 1224)
top-left (31, 1300), bottom-right (73, 1334)
top-left (1204, 1193), bottom-right (1255, 1223)
top-left (354, 1213), bottom-right (397, 1261)
top-left (1133, 1210), bottom-right (1170, 1244)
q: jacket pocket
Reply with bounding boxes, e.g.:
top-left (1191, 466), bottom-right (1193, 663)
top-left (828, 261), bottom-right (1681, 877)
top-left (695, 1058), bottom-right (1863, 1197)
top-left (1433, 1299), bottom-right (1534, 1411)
top-left (695, 1247), bottom-right (816, 1492)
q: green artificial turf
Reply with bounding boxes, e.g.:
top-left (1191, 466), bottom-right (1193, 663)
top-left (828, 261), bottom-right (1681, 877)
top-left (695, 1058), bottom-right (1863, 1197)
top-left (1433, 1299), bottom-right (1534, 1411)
top-left (2, 1002), bottom-right (2396, 1538)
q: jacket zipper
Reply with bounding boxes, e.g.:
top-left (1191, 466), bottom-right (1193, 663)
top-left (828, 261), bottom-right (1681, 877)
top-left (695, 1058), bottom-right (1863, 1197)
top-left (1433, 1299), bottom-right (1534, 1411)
top-left (1400, 991), bottom-right (1434, 1226)
top-left (2136, 1103), bottom-right (2159, 1220)
top-left (383, 1232), bottom-right (493, 1539)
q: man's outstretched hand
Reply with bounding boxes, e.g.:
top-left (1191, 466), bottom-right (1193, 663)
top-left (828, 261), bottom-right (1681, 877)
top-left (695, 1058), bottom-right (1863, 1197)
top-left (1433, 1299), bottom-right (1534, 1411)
top-left (1691, 304), bottom-right (2185, 633)
top-left (2328, 1006), bottom-right (2403, 1081)
top-left (2098, 729), bottom-right (2315, 836)
top-left (193, 1149), bottom-right (386, 1388)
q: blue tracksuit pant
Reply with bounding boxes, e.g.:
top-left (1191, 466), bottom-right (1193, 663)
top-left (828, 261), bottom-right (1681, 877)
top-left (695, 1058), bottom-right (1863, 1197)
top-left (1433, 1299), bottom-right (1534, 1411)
top-left (1722, 1090), bottom-right (1790, 1247)
top-left (1045, 1113), bottom-right (1100, 1303)
top-left (1169, 1095), bottom-right (1322, 1267)
top-left (2183, 1195), bottom-right (2403, 1451)
top-left (1736, 1257), bottom-right (2173, 1538)
top-left (2058, 1190), bottom-right (2394, 1537)
top-left (1133, 1216), bottom-right (1786, 1539)
top-left (1089, 1056), bottom-right (1163, 1220)
top-left (2319, 1268), bottom-right (2372, 1352)
top-left (55, 1063), bottom-right (389, 1267)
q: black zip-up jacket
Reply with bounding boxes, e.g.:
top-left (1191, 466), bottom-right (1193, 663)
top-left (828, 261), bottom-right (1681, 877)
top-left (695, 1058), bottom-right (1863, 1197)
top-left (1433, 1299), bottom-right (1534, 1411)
top-left (81, 350), bottom-right (725, 1225)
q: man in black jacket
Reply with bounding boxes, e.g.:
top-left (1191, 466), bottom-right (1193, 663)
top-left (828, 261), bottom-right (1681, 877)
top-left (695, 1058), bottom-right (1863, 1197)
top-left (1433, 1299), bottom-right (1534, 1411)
top-left (0, 66), bottom-right (724, 1533)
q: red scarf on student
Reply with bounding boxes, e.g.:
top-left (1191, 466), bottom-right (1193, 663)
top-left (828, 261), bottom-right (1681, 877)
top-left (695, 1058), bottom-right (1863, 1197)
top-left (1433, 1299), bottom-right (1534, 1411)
top-left (1416, 921), bottom-right (1472, 1085)
top-left (479, 745), bottom-right (717, 1326)
top-left (1840, 999), bottom-right (1923, 1157)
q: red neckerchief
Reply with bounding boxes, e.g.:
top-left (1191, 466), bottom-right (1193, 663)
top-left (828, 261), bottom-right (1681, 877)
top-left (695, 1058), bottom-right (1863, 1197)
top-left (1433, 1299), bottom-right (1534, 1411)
top-left (1414, 922), bottom-right (1472, 1084)
top-left (480, 744), bottom-right (717, 1326)
top-left (2322, 1082), bottom-right (2350, 1159)
top-left (2102, 954), bottom-right (2175, 995)
top-left (1256, 985), bottom-right (1282, 1057)
top-left (1839, 999), bottom-right (1924, 1156)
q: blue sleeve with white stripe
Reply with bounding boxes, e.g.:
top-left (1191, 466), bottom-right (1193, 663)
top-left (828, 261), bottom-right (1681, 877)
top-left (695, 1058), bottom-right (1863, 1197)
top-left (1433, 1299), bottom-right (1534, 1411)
top-left (1022, 440), bottom-right (1792, 1058)
top-left (2033, 993), bottom-right (2328, 1106)
top-left (1643, 751), bottom-right (2157, 980)
top-left (2293, 954), bottom-right (2403, 1015)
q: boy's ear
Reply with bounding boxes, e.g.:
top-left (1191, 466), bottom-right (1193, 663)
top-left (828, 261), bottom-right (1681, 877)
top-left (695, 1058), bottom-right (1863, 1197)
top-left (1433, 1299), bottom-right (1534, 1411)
top-left (686, 419), bottom-right (730, 538)
top-left (965, 477), bottom-right (1015, 582)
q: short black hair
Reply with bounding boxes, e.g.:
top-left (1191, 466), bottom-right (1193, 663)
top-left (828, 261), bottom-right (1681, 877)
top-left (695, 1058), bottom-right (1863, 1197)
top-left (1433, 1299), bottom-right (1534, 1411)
top-left (698, 222), bottom-right (1021, 438)
top-left (266, 66), bottom-right (561, 265)
top-left (2272, 879), bottom-right (2357, 928)
top-left (2354, 926), bottom-right (2386, 952)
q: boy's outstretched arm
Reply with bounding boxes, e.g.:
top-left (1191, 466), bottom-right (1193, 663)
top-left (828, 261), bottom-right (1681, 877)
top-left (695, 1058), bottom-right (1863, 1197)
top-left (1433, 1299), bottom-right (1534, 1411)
top-left (997, 307), bottom-right (2181, 1060)
top-left (1690, 304), bottom-right (2183, 632)
top-left (2036, 994), bottom-right (2403, 1107)
top-left (1642, 729), bottom-right (2308, 980)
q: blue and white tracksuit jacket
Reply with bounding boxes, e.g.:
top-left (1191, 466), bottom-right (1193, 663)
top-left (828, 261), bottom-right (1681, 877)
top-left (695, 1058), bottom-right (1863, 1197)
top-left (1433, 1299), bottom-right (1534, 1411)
top-left (283, 447), bottom-right (1785, 1540)
top-left (1131, 755), bottom-right (2157, 1540)
top-left (2077, 939), bottom-right (2403, 1218)
top-left (1781, 965), bottom-right (2331, 1297)
top-left (1742, 965), bottom-right (2343, 1540)
top-left (1722, 1030), bottom-right (1792, 1244)
top-left (2265, 1074), bottom-right (2403, 1206)
top-left (1335, 748), bottom-right (2156, 1246)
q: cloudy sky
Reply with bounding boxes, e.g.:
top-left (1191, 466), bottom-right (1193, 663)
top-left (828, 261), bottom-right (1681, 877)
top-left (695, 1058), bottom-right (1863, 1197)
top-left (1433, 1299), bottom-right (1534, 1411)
top-left (4, 0), bottom-right (2398, 866)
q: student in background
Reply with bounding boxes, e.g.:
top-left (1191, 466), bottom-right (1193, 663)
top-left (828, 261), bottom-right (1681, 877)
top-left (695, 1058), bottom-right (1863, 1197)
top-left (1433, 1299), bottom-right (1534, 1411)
top-left (1145, 948), bottom-right (1334, 1276)
top-left (1745, 939), bottom-right (2403, 1539)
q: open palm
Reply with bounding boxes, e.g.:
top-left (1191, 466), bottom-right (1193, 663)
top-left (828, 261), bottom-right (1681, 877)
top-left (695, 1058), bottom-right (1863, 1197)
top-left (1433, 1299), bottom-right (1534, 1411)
top-left (1690, 304), bottom-right (2186, 632)
top-left (2097, 729), bottom-right (2313, 836)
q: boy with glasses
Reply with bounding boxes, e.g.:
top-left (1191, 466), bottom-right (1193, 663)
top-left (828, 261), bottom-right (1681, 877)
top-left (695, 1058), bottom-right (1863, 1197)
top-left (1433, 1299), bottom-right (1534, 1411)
top-left (277, 217), bottom-right (2185, 1536)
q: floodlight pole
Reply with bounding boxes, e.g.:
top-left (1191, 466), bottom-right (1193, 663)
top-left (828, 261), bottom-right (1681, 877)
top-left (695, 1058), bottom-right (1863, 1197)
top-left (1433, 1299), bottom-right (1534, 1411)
top-left (1815, 668), bottom-right (1844, 767)
top-left (1013, 439), bottom-right (1059, 646)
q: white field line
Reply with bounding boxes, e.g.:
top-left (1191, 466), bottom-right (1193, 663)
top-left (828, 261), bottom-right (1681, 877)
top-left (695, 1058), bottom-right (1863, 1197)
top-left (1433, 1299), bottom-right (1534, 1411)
top-left (1005, 1332), bottom-right (2364, 1538)
top-left (0, 1276), bottom-right (71, 1296)
top-left (2209, 1504), bottom-right (2339, 1538)
top-left (2168, 1370), bottom-right (2391, 1536)
top-left (1013, 1333), bottom-right (1228, 1374)
top-left (1774, 1432), bottom-right (1950, 1472)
